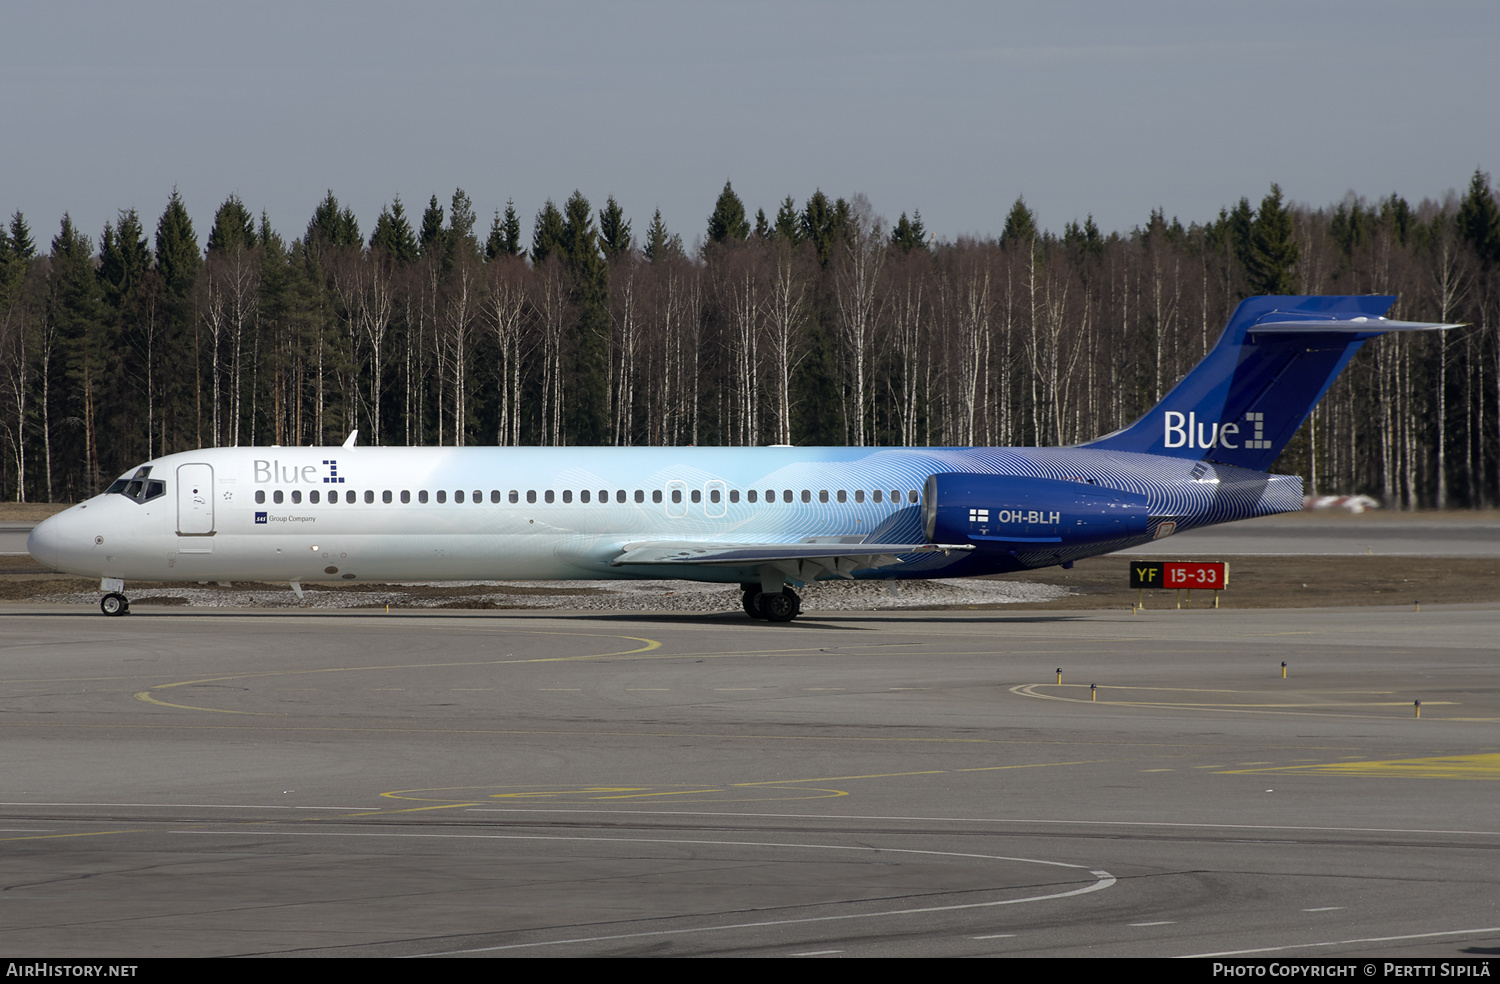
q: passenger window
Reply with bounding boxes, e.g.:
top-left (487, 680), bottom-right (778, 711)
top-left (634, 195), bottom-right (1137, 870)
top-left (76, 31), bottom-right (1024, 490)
top-left (801, 490), bottom-right (811, 503)
top-left (563, 490), bottom-right (573, 503)
top-left (401, 490), bottom-right (410, 503)
top-left (747, 490), bottom-right (757, 503)
top-left (527, 490), bottom-right (536, 504)
top-left (872, 489), bottom-right (883, 503)
top-left (491, 490), bottom-right (500, 503)
top-left (509, 490), bottom-right (518, 503)
top-left (729, 490), bottom-right (739, 503)
top-left (580, 490), bottom-right (589, 503)
top-left (690, 490), bottom-right (701, 503)
top-left (709, 489), bottom-right (720, 504)
top-left (617, 490), bottom-right (626, 503)
top-left (819, 490), bottom-right (829, 503)
top-left (599, 489), bottom-right (608, 502)
top-left (783, 490), bottom-right (793, 503)
top-left (456, 490), bottom-right (466, 503)
top-left (473, 490), bottom-right (480, 503)
top-left (853, 490), bottom-right (864, 503)
top-left (255, 490), bottom-right (265, 504)
top-left (836, 490), bottom-right (847, 503)
top-left (383, 490), bottom-right (392, 504)
top-left (365, 490), bottom-right (374, 504)
top-left (311, 490), bottom-right (321, 504)
top-left (671, 489), bottom-right (681, 504)
top-left (653, 490), bottom-right (662, 503)
top-left (544, 490), bottom-right (555, 503)
top-left (436, 490), bottom-right (446, 504)
top-left (634, 490), bottom-right (644, 503)
top-left (419, 490), bottom-right (429, 504)
top-left (891, 489), bottom-right (901, 503)
top-left (274, 490), bottom-right (284, 504)
top-left (908, 490), bottom-right (919, 503)
top-left (291, 490), bottom-right (302, 504)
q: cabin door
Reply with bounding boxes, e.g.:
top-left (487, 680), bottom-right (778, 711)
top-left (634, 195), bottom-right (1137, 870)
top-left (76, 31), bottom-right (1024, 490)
top-left (176, 463), bottom-right (216, 535)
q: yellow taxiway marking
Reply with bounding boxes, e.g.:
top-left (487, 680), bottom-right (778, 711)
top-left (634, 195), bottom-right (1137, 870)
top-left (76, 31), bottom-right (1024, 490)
top-left (132, 631), bottom-right (663, 714)
top-left (0, 828), bottom-right (148, 843)
top-left (378, 760), bottom-right (1099, 806)
top-left (1220, 753), bottom-right (1500, 781)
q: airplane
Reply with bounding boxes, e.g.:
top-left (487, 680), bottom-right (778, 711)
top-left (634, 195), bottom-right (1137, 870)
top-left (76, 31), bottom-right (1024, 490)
top-left (27, 294), bottom-right (1456, 621)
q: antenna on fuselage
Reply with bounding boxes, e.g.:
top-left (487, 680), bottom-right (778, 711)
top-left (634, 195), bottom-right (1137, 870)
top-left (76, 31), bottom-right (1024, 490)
top-left (342, 430), bottom-right (358, 448)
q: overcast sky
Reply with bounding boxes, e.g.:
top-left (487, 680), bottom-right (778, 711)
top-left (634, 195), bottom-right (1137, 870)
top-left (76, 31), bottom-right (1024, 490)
top-left (5, 1), bottom-right (1497, 251)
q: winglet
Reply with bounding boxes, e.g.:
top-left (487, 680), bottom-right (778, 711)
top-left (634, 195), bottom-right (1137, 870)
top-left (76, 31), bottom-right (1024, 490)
top-left (342, 430), bottom-right (359, 448)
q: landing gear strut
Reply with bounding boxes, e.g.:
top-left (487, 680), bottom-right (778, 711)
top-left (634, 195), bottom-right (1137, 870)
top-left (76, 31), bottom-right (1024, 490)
top-left (100, 592), bottom-right (130, 617)
top-left (740, 586), bottom-right (800, 623)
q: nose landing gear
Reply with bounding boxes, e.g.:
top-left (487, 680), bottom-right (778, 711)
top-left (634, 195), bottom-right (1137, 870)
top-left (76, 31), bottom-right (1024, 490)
top-left (100, 592), bottom-right (130, 617)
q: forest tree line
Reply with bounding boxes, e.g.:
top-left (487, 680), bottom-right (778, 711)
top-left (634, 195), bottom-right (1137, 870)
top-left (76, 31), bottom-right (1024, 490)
top-left (1, 172), bottom-right (1498, 508)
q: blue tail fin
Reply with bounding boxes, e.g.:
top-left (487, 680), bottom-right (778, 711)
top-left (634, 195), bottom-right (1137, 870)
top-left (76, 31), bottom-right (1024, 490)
top-left (1086, 295), bottom-right (1456, 471)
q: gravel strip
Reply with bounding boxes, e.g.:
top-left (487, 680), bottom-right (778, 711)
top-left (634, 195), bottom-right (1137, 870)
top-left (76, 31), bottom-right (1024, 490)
top-left (40, 577), bottom-right (1070, 612)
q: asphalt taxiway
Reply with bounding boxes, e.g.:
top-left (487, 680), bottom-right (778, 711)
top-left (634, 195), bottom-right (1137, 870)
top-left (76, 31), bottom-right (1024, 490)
top-left (2, 602), bottom-right (1498, 957)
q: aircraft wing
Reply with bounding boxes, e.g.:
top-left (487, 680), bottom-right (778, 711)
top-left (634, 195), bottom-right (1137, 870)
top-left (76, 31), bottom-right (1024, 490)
top-left (611, 540), bottom-right (974, 580)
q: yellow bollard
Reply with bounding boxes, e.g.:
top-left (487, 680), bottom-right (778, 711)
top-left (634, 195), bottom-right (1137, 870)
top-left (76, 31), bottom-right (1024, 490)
top-left (1414, 700), bottom-right (1421, 719)
top-left (1056, 668), bottom-right (1063, 685)
top-left (1281, 661), bottom-right (1287, 679)
top-left (1090, 683), bottom-right (1097, 702)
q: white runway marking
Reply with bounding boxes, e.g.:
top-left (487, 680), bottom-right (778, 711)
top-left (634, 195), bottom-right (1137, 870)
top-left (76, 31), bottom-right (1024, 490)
top-left (1180, 926), bottom-right (1500, 958)
top-left (160, 828), bottom-right (1114, 956)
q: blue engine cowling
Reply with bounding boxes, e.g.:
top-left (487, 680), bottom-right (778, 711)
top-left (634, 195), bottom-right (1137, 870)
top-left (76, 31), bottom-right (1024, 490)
top-left (923, 473), bottom-right (1151, 552)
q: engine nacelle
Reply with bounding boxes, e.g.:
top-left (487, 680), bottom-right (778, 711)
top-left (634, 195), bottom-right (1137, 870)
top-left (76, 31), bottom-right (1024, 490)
top-left (923, 473), bottom-right (1151, 552)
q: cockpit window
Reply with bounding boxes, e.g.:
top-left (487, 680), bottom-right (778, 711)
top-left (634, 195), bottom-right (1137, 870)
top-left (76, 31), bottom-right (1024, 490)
top-left (106, 466), bottom-right (164, 504)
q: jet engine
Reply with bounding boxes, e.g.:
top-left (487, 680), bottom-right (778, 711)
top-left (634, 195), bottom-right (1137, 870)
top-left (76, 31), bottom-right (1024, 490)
top-left (923, 473), bottom-right (1151, 552)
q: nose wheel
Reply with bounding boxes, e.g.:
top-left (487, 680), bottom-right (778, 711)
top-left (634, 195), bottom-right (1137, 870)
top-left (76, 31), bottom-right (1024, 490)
top-left (100, 592), bottom-right (130, 617)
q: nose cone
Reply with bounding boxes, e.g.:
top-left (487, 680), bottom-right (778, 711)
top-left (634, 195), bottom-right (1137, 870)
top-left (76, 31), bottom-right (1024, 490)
top-left (27, 511), bottom-right (86, 574)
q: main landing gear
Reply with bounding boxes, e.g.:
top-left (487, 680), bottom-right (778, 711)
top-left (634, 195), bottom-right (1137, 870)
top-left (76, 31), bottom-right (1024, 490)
top-left (741, 585), bottom-right (801, 623)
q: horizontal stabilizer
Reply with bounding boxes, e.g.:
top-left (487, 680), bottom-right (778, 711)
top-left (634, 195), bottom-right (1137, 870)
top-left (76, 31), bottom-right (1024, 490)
top-left (1248, 317), bottom-right (1464, 334)
top-left (612, 540), bottom-right (974, 581)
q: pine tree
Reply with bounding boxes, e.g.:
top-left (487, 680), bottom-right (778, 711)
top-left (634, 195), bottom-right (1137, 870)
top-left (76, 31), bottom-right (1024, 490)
top-left (531, 200), bottom-right (565, 265)
top-left (155, 190), bottom-right (201, 300)
top-left (598, 195), bottom-right (632, 260)
top-left (890, 211), bottom-right (928, 253)
top-left (501, 200), bottom-right (523, 258)
top-left (773, 196), bottom-right (802, 245)
top-left (1457, 169), bottom-right (1500, 267)
top-left (48, 214), bottom-right (108, 496)
top-left (305, 190), bottom-right (360, 250)
top-left (418, 195), bottom-right (445, 258)
top-left (706, 180), bottom-right (750, 246)
top-left (1245, 184), bottom-right (1299, 294)
top-left (801, 190), bottom-right (847, 265)
top-left (642, 208), bottom-right (681, 262)
top-left (0, 212), bottom-right (36, 309)
top-left (98, 209), bottom-right (152, 309)
top-left (207, 195), bottom-right (257, 254)
top-left (561, 191), bottom-right (609, 443)
top-left (370, 197), bottom-right (419, 263)
top-left (1000, 196), bottom-right (1037, 251)
top-left (446, 188), bottom-right (480, 270)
